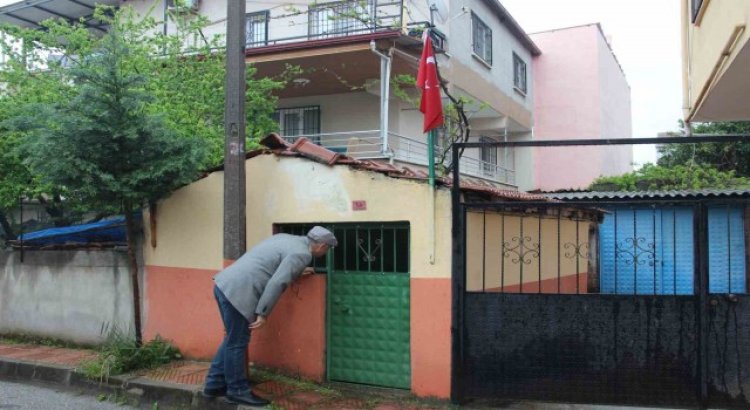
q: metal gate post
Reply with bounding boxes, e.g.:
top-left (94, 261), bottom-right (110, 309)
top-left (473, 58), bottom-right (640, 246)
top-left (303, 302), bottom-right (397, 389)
top-left (695, 202), bottom-right (709, 408)
top-left (451, 144), bottom-right (465, 403)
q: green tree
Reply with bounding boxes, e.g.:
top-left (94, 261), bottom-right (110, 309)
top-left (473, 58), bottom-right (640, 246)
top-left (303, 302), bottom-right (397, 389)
top-left (10, 28), bottom-right (206, 345)
top-left (0, 4), bottom-right (288, 235)
top-left (658, 121), bottom-right (750, 176)
top-left (590, 163), bottom-right (750, 192)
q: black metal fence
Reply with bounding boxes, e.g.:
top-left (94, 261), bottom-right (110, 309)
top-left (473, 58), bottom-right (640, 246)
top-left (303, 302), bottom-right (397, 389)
top-left (451, 135), bottom-right (750, 408)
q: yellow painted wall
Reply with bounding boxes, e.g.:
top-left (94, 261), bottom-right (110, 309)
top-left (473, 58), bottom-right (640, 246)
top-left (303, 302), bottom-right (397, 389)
top-left (245, 154), bottom-right (452, 279)
top-left (144, 153), bottom-right (453, 278)
top-left (142, 153), bottom-right (455, 397)
top-left (143, 171), bottom-right (224, 271)
top-left (682, 0), bottom-right (750, 118)
top-left (466, 211), bottom-right (591, 292)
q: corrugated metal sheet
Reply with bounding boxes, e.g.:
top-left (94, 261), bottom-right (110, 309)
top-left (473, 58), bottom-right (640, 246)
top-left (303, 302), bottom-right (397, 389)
top-left (0, 0), bottom-right (116, 31)
top-left (544, 189), bottom-right (750, 200)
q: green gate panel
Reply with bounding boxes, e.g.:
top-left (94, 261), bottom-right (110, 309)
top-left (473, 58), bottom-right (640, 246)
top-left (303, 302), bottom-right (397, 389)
top-left (328, 271), bottom-right (410, 389)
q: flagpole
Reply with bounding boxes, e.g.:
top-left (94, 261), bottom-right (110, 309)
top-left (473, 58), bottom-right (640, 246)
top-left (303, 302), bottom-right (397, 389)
top-left (418, 28), bottom-right (441, 265)
top-left (428, 129), bottom-right (436, 265)
top-left (428, 130), bottom-right (436, 188)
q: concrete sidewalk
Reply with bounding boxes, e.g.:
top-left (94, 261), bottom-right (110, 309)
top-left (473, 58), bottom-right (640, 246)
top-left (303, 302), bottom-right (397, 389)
top-left (0, 342), bottom-right (450, 409)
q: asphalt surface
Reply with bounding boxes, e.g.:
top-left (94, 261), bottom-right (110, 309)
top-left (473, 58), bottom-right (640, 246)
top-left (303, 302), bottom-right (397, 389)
top-left (0, 380), bottom-right (133, 409)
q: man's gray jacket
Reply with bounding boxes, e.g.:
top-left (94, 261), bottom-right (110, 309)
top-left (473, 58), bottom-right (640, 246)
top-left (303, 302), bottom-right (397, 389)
top-left (214, 234), bottom-right (313, 320)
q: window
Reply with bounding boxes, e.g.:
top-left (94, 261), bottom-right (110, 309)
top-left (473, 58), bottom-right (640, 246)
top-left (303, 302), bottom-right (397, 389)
top-left (471, 13), bottom-right (492, 65)
top-left (691, 0), bottom-right (705, 23)
top-left (513, 53), bottom-right (527, 95)
top-left (246, 11), bottom-right (269, 47)
top-left (309, 0), bottom-right (375, 39)
top-left (480, 137), bottom-right (497, 175)
top-left (272, 106), bottom-right (321, 142)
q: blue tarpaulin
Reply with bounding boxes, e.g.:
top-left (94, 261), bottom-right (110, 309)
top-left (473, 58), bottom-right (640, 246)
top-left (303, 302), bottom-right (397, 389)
top-left (17, 216), bottom-right (130, 246)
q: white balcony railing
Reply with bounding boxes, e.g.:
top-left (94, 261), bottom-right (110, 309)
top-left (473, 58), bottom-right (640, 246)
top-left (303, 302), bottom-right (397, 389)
top-left (388, 133), bottom-right (516, 186)
top-left (281, 131), bottom-right (516, 185)
top-left (282, 130), bottom-right (387, 159)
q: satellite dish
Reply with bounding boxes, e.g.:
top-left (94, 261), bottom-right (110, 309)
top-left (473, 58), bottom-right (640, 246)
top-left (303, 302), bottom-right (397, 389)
top-left (426, 0), bottom-right (448, 24)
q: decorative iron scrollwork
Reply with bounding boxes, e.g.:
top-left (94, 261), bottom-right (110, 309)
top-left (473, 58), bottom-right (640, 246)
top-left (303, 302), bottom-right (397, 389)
top-left (563, 242), bottom-right (589, 260)
top-left (503, 236), bottom-right (540, 265)
top-left (357, 238), bottom-right (382, 262)
top-left (615, 237), bottom-right (656, 266)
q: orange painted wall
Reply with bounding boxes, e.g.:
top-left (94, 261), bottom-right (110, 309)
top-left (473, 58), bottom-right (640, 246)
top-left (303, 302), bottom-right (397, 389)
top-left (144, 265), bottom-right (327, 381)
top-left (488, 273), bottom-right (589, 294)
top-left (143, 265), bottom-right (223, 358)
top-left (411, 278), bottom-right (452, 399)
top-left (248, 274), bottom-right (326, 381)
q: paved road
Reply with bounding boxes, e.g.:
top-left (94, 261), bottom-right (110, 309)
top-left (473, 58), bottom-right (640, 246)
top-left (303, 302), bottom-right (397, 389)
top-left (0, 380), bottom-right (133, 409)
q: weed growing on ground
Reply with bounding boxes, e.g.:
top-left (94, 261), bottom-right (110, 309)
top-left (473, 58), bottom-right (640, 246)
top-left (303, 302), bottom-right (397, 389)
top-left (80, 328), bottom-right (181, 382)
top-left (252, 367), bottom-right (339, 397)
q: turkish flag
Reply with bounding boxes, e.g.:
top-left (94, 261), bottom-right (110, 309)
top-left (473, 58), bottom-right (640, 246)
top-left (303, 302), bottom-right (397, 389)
top-left (416, 30), bottom-right (444, 133)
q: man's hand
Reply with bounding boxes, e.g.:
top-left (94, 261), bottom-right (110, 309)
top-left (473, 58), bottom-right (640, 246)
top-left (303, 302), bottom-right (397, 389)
top-left (302, 267), bottom-right (315, 276)
top-left (249, 315), bottom-right (266, 330)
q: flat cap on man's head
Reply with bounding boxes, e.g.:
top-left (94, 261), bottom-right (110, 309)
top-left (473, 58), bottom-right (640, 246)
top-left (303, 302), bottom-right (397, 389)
top-left (307, 226), bottom-right (338, 247)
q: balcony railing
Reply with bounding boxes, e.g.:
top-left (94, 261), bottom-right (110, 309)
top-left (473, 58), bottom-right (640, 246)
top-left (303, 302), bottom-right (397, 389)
top-left (246, 0), bottom-right (405, 49)
top-left (282, 131), bottom-right (516, 185)
top-left (388, 133), bottom-right (516, 185)
top-left (282, 130), bottom-right (386, 159)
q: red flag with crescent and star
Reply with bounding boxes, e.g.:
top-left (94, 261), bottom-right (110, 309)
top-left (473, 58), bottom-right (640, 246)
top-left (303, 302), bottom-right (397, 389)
top-left (416, 30), bottom-right (444, 133)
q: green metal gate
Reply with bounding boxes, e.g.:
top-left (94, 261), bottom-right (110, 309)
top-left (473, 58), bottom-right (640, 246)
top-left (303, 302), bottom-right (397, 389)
top-left (328, 224), bottom-right (410, 389)
top-left (277, 223), bottom-right (411, 389)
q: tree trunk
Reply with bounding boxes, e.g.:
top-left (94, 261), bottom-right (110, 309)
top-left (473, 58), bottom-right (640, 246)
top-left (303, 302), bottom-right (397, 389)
top-left (37, 195), bottom-right (70, 227)
top-left (125, 207), bottom-right (143, 346)
top-left (0, 211), bottom-right (16, 241)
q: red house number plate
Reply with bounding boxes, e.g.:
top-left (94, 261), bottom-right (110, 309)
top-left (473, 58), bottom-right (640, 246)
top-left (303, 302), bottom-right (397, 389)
top-left (352, 200), bottom-right (367, 211)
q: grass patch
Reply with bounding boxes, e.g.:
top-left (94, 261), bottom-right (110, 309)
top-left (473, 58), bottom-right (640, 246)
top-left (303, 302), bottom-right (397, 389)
top-left (252, 367), bottom-right (339, 397)
top-left (80, 329), bottom-right (181, 382)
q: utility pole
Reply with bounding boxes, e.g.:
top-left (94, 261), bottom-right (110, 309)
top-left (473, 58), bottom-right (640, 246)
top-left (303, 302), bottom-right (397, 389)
top-left (224, 0), bottom-right (247, 262)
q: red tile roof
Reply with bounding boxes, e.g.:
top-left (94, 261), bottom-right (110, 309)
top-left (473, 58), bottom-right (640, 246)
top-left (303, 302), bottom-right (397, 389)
top-left (253, 133), bottom-right (551, 202)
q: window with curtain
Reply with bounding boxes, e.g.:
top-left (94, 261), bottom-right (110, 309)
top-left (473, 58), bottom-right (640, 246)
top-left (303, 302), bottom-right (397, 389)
top-left (471, 13), bottom-right (492, 65)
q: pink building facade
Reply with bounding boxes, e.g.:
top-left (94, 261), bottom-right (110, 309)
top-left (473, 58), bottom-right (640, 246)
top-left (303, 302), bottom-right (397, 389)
top-left (530, 24), bottom-right (633, 192)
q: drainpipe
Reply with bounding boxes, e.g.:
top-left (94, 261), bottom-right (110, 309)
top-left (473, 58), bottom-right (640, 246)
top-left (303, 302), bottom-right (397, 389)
top-left (370, 41), bottom-right (392, 157)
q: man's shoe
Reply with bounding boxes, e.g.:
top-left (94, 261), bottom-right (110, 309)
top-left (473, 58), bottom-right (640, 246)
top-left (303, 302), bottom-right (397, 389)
top-left (226, 392), bottom-right (270, 406)
top-left (202, 387), bottom-right (227, 398)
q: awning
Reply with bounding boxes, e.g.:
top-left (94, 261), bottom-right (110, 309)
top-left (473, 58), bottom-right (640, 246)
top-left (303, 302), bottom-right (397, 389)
top-left (0, 0), bottom-right (118, 32)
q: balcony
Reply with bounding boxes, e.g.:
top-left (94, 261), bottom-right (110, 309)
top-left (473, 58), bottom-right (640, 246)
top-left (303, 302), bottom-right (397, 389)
top-left (281, 131), bottom-right (516, 186)
top-left (245, 0), bottom-right (404, 49)
top-left (244, 0), bottom-right (445, 52)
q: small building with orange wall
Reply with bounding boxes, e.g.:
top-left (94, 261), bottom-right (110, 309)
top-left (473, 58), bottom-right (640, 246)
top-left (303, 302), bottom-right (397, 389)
top-left (139, 134), bottom-right (595, 399)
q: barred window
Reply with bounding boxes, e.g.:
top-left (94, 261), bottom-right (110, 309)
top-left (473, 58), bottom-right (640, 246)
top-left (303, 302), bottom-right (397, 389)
top-left (272, 106), bottom-right (321, 142)
top-left (471, 13), bottom-right (492, 65)
top-left (513, 53), bottom-right (527, 95)
top-left (246, 11), bottom-right (269, 47)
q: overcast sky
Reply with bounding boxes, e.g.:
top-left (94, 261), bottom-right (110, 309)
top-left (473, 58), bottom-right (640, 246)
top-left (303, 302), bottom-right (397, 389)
top-left (501, 0), bottom-right (683, 166)
top-left (0, 0), bottom-right (681, 165)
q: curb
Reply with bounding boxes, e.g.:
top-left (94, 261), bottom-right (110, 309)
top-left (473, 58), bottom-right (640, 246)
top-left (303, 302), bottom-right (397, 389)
top-left (0, 357), bottom-right (254, 409)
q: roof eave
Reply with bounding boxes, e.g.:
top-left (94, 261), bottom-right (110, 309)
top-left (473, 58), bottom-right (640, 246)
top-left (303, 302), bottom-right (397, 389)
top-left (481, 0), bottom-right (541, 56)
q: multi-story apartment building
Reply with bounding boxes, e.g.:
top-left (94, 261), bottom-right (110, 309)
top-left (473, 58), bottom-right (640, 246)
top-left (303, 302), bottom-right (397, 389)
top-left (530, 24), bottom-right (633, 191)
top-left (682, 0), bottom-right (750, 121)
top-left (1, 0), bottom-right (540, 189)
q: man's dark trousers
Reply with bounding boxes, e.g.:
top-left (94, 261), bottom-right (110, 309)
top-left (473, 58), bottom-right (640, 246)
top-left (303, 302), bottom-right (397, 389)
top-left (204, 285), bottom-right (251, 396)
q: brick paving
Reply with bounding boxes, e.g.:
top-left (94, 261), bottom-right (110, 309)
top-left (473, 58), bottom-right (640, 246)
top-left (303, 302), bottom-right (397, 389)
top-left (0, 344), bottom-right (96, 367)
top-left (0, 342), bottom-right (450, 409)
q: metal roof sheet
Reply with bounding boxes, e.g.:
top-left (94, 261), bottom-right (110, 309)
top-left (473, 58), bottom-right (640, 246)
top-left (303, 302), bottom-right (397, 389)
top-left (543, 189), bottom-right (750, 200)
top-left (0, 0), bottom-right (117, 32)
